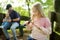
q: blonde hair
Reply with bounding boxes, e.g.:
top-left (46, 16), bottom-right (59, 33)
top-left (31, 2), bottom-right (45, 21)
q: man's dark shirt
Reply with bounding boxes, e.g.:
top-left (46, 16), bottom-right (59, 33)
top-left (9, 10), bottom-right (20, 24)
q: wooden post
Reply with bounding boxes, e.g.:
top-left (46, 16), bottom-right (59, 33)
top-left (50, 0), bottom-right (60, 40)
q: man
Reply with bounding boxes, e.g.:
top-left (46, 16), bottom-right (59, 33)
top-left (1, 4), bottom-right (23, 40)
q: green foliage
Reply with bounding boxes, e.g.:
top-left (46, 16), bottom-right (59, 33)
top-left (0, 0), bottom-right (54, 23)
top-left (0, 0), bottom-right (54, 16)
top-left (14, 7), bottom-right (29, 17)
top-left (0, 3), bottom-right (3, 13)
top-left (0, 7), bottom-right (3, 12)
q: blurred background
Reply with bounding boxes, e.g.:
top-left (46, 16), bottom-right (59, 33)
top-left (0, 0), bottom-right (60, 40)
top-left (0, 0), bottom-right (54, 24)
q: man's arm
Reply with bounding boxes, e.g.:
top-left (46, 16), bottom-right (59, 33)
top-left (12, 18), bottom-right (20, 21)
top-left (7, 17), bottom-right (20, 22)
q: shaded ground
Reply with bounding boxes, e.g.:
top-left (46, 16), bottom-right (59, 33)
top-left (0, 29), bottom-right (30, 40)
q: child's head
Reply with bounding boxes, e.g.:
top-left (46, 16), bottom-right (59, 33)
top-left (31, 2), bottom-right (45, 20)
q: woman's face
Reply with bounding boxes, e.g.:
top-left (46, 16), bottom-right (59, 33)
top-left (31, 7), bottom-right (38, 16)
top-left (31, 7), bottom-right (42, 18)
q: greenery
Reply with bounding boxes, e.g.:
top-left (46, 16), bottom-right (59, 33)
top-left (0, 0), bottom-right (54, 28)
top-left (0, 0), bottom-right (54, 16)
top-left (0, 0), bottom-right (54, 25)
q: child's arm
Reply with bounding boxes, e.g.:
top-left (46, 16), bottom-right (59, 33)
top-left (3, 17), bottom-right (6, 22)
top-left (3, 13), bottom-right (9, 22)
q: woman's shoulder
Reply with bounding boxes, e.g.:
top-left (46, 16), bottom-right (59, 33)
top-left (44, 17), bottom-right (51, 24)
top-left (41, 17), bottom-right (50, 20)
top-left (41, 17), bottom-right (50, 22)
top-left (41, 17), bottom-right (51, 27)
top-left (45, 17), bottom-right (50, 21)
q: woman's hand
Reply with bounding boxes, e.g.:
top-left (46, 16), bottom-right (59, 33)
top-left (24, 21), bottom-right (33, 31)
top-left (24, 21), bottom-right (30, 26)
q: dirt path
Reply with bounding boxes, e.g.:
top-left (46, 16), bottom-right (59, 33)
top-left (0, 29), bottom-right (30, 40)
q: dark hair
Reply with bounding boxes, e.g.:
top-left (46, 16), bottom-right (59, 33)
top-left (6, 4), bottom-right (12, 10)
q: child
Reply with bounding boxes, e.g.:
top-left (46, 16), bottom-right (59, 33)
top-left (3, 13), bottom-right (11, 22)
top-left (0, 13), bottom-right (11, 28)
top-left (25, 2), bottom-right (52, 40)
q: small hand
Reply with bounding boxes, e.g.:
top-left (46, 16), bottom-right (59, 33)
top-left (7, 19), bottom-right (11, 22)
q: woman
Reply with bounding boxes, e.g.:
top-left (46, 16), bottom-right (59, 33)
top-left (25, 2), bottom-right (52, 40)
